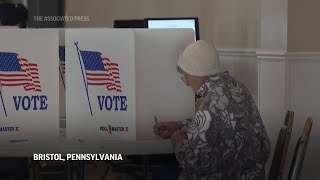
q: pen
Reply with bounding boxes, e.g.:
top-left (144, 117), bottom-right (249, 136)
top-left (154, 115), bottom-right (159, 124)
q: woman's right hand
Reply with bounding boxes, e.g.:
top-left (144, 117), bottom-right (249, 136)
top-left (153, 122), bottom-right (179, 139)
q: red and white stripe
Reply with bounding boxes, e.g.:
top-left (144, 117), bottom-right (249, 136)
top-left (0, 55), bottom-right (42, 92)
top-left (85, 54), bottom-right (122, 92)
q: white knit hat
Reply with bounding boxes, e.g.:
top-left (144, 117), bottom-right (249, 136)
top-left (177, 40), bottom-right (220, 76)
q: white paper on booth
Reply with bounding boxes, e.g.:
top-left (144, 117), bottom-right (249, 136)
top-left (66, 29), bottom-right (136, 144)
top-left (134, 29), bottom-right (195, 139)
top-left (0, 29), bottom-right (60, 155)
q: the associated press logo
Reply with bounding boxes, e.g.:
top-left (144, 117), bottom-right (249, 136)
top-left (100, 125), bottom-right (128, 135)
top-left (33, 16), bottom-right (90, 22)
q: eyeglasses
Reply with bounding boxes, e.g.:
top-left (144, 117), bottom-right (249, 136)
top-left (177, 66), bottom-right (187, 83)
top-left (180, 76), bottom-right (187, 83)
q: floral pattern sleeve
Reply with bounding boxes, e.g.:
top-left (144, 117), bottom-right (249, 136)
top-left (174, 110), bottom-right (222, 179)
top-left (173, 72), bottom-right (271, 180)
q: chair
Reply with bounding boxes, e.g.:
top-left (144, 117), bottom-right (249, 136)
top-left (269, 126), bottom-right (288, 180)
top-left (280, 111), bottom-right (294, 178)
top-left (287, 117), bottom-right (313, 180)
top-left (268, 110), bottom-right (294, 180)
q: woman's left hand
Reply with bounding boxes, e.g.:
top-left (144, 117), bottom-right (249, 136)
top-left (171, 129), bottom-right (188, 143)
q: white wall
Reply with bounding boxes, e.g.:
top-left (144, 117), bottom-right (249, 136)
top-left (65, 0), bottom-right (260, 48)
top-left (285, 55), bottom-right (320, 179)
top-left (256, 0), bottom-right (320, 52)
top-left (260, 0), bottom-right (287, 50)
top-left (288, 0), bottom-right (320, 52)
top-left (220, 50), bottom-right (320, 179)
top-left (219, 50), bottom-right (258, 103)
top-left (257, 52), bottom-right (287, 177)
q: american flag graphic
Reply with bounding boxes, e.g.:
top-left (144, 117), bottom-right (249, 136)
top-left (59, 46), bottom-right (65, 74)
top-left (0, 52), bottom-right (42, 92)
top-left (80, 50), bottom-right (122, 92)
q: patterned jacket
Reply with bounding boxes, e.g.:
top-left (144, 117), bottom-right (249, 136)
top-left (174, 72), bottom-right (271, 180)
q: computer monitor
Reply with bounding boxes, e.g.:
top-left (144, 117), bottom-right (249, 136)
top-left (145, 17), bottom-right (199, 40)
top-left (113, 19), bottom-right (146, 28)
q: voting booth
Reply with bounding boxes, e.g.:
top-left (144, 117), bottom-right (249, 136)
top-left (66, 29), bottom-right (137, 143)
top-left (0, 29), bottom-right (60, 156)
top-left (65, 29), bottom-right (195, 154)
top-left (0, 28), bottom-right (195, 155)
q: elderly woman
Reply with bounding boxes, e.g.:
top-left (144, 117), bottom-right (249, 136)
top-left (153, 40), bottom-right (270, 180)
